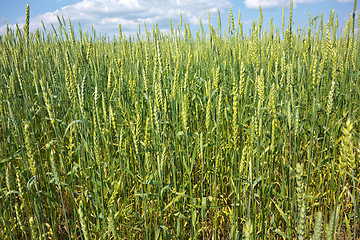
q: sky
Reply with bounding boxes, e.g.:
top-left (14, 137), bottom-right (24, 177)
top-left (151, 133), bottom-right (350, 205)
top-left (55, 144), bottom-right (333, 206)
top-left (0, 0), bottom-right (357, 38)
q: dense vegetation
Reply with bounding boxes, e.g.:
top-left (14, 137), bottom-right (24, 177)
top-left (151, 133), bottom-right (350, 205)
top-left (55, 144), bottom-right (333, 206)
top-left (0, 2), bottom-right (359, 239)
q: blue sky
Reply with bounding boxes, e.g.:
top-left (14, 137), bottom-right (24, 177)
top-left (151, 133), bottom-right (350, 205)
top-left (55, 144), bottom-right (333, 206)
top-left (0, 0), bottom-right (357, 38)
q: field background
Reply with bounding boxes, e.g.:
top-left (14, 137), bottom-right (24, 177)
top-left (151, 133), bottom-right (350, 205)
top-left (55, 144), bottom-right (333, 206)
top-left (0, 3), bottom-right (359, 239)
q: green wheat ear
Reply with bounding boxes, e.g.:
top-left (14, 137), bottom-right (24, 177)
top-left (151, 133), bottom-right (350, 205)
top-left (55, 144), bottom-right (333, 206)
top-left (244, 218), bottom-right (253, 240)
top-left (0, 89), bottom-right (3, 117)
top-left (339, 119), bottom-right (355, 175)
top-left (325, 205), bottom-right (340, 240)
top-left (296, 163), bottom-right (306, 240)
top-left (312, 211), bottom-right (323, 240)
top-left (78, 199), bottom-right (89, 240)
top-left (24, 4), bottom-right (30, 41)
top-left (29, 216), bottom-right (38, 240)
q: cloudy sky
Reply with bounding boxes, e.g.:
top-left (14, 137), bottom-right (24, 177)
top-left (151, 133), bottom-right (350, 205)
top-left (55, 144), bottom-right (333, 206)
top-left (0, 0), bottom-right (357, 38)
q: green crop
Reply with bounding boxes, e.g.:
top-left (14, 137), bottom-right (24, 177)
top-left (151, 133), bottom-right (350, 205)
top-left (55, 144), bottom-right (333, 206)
top-left (0, 1), bottom-right (359, 239)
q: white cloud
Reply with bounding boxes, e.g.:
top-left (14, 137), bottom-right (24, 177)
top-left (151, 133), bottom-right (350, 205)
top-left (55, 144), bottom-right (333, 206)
top-left (244, 0), bottom-right (327, 9)
top-left (0, 0), bottom-right (230, 36)
top-left (337, 0), bottom-right (353, 2)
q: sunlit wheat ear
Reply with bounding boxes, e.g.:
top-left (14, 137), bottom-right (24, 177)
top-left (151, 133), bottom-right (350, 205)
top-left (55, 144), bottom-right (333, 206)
top-left (0, 89), bottom-right (3, 117)
top-left (65, 67), bottom-right (74, 106)
top-left (310, 56), bottom-right (317, 92)
top-left (29, 216), bottom-right (38, 240)
top-left (287, 63), bottom-right (294, 109)
top-left (287, 101), bottom-right (292, 131)
top-left (109, 104), bottom-right (116, 134)
top-left (24, 122), bottom-right (36, 176)
top-left (239, 61), bottom-right (245, 95)
top-left (339, 119), bottom-right (355, 175)
top-left (326, 28), bottom-right (334, 60)
top-left (344, 36), bottom-right (352, 72)
top-left (15, 202), bottom-right (26, 234)
top-left (133, 101), bottom-right (141, 156)
top-left (216, 87), bottom-right (223, 127)
top-left (289, 0), bottom-right (293, 30)
top-left (108, 181), bottom-right (121, 211)
top-left (107, 182), bottom-right (120, 238)
top-left (296, 163), bottom-right (306, 240)
top-left (101, 93), bottom-right (107, 124)
top-left (357, 11), bottom-right (360, 39)
top-left (5, 163), bottom-right (12, 194)
top-left (144, 117), bottom-right (151, 171)
top-left (15, 169), bottom-right (24, 203)
top-left (259, 6), bottom-right (263, 30)
top-left (250, 27), bottom-right (260, 71)
top-left (312, 211), bottom-right (323, 240)
top-left (280, 52), bottom-right (286, 86)
top-left (229, 6), bottom-right (235, 33)
top-left (24, 4), bottom-right (30, 41)
top-left (268, 83), bottom-right (276, 118)
top-left (294, 107), bottom-right (299, 137)
top-left (182, 94), bottom-right (188, 131)
top-left (9, 72), bottom-right (15, 97)
top-left (153, 102), bottom-right (160, 133)
top-left (39, 76), bottom-right (55, 125)
top-left (244, 218), bottom-right (253, 240)
top-left (232, 72), bottom-right (238, 139)
top-left (164, 89), bottom-right (169, 119)
top-left (129, 71), bottom-right (136, 102)
top-left (49, 147), bottom-right (60, 186)
top-left (107, 68), bottom-right (113, 93)
top-left (350, 35), bottom-right (357, 70)
top-left (79, 199), bottom-right (89, 240)
top-left (154, 79), bottom-right (163, 112)
top-left (107, 209), bottom-right (116, 238)
top-left (325, 205), bottom-right (340, 240)
top-left (212, 65), bottom-right (220, 93)
top-left (205, 97), bottom-right (211, 132)
top-left (71, 65), bottom-right (79, 105)
top-left (326, 70), bottom-right (336, 116)
top-left (171, 51), bottom-right (180, 99)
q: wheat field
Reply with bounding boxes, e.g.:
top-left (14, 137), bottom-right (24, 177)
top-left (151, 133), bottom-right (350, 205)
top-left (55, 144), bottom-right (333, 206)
top-left (0, 2), bottom-right (359, 239)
